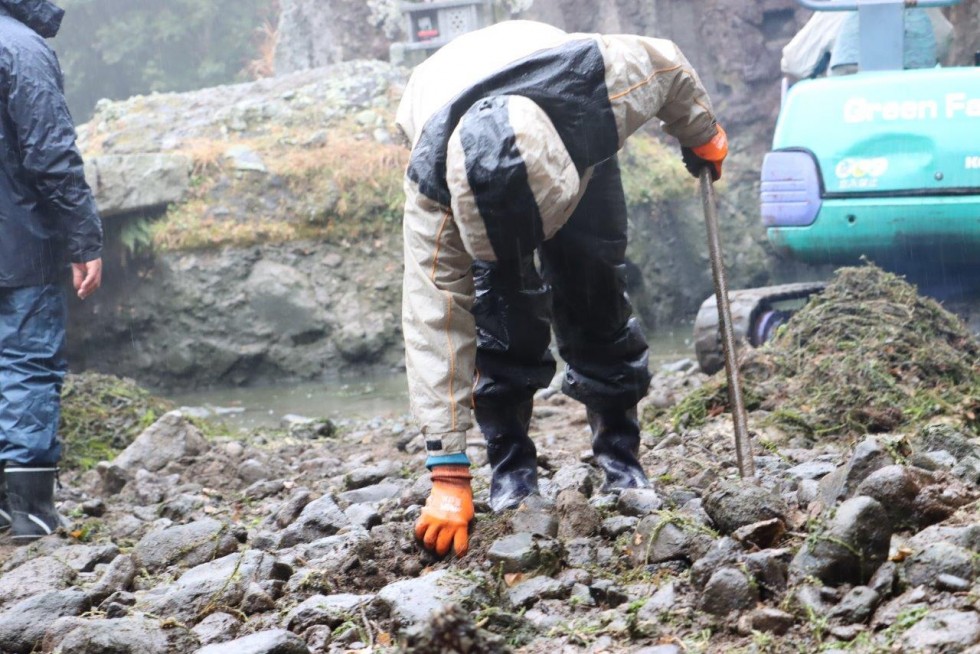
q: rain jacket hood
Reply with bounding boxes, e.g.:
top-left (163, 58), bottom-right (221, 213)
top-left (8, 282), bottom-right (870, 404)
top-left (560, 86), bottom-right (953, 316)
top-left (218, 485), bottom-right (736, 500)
top-left (0, 0), bottom-right (64, 38)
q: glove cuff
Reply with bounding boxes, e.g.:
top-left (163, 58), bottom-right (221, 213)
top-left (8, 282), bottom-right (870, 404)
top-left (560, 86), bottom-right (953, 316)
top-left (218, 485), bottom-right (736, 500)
top-left (431, 465), bottom-right (472, 483)
top-left (692, 125), bottom-right (728, 162)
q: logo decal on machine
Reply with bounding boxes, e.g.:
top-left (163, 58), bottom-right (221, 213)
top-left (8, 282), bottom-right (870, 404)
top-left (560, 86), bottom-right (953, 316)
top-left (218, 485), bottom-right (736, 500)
top-left (967, 156), bottom-right (980, 170)
top-left (835, 157), bottom-right (889, 189)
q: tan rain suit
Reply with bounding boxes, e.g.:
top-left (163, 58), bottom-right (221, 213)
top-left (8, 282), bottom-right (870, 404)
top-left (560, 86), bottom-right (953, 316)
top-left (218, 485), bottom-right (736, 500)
top-left (396, 20), bottom-right (719, 459)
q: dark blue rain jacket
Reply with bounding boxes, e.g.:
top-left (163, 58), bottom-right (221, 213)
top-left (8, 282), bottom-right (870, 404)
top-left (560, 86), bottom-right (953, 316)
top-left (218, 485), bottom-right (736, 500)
top-left (0, 0), bottom-right (102, 288)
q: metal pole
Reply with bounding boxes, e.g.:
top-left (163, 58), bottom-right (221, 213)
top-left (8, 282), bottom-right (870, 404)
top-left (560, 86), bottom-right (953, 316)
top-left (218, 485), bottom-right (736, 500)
top-left (699, 168), bottom-right (755, 479)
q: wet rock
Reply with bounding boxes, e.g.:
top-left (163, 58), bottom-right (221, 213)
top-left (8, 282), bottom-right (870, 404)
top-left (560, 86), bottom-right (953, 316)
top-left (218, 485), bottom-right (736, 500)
top-left (196, 629), bottom-right (309, 654)
top-left (631, 513), bottom-right (713, 565)
top-left (588, 579), bottom-right (628, 607)
top-left (337, 480), bottom-right (409, 505)
top-left (545, 463), bottom-right (593, 498)
top-left (868, 560), bottom-right (898, 598)
top-left (690, 537), bottom-right (743, 590)
top-left (487, 533), bottom-right (540, 573)
top-left (343, 461), bottom-right (399, 490)
top-left (907, 523), bottom-right (980, 552)
top-left (817, 437), bottom-right (902, 506)
top-left (936, 574), bottom-right (972, 592)
top-left (238, 459), bottom-right (269, 484)
top-left (43, 614), bottom-right (200, 654)
top-left (89, 554), bottom-right (138, 603)
top-left (112, 412), bottom-right (208, 473)
top-left (790, 496), bottom-right (892, 585)
top-left (854, 465), bottom-right (925, 530)
top-left (244, 479), bottom-right (286, 501)
top-left (86, 153), bottom-right (191, 217)
top-left (375, 570), bottom-right (486, 627)
top-left (601, 515), bottom-right (639, 537)
top-left (634, 646), bottom-right (682, 654)
top-left (267, 488), bottom-right (313, 529)
top-left (506, 575), bottom-right (570, 610)
top-left (786, 460), bottom-right (836, 481)
top-left (0, 557), bottom-right (77, 610)
top-left (509, 495), bottom-right (559, 538)
top-left (901, 610), bottom-right (980, 653)
top-left (745, 548), bottom-right (791, 597)
top-left (616, 488), bottom-right (663, 516)
top-left (732, 518), bottom-right (785, 549)
top-left (192, 612), bottom-right (242, 646)
top-left (283, 416), bottom-right (336, 441)
top-left (137, 551), bottom-right (292, 622)
top-left (913, 483), bottom-right (976, 527)
top-left (829, 586), bottom-right (879, 624)
top-left (51, 544), bottom-right (120, 573)
top-left (285, 593), bottom-right (374, 632)
top-left (277, 494), bottom-right (350, 548)
top-left (901, 541), bottom-right (977, 590)
top-left (0, 588), bottom-right (91, 653)
top-left (634, 582), bottom-right (677, 629)
top-left (699, 567), bottom-right (758, 616)
top-left (134, 518), bottom-right (242, 572)
top-left (344, 503), bottom-right (381, 530)
top-left (703, 480), bottom-right (788, 535)
top-left (555, 490), bottom-right (600, 539)
top-left (746, 607), bottom-right (795, 635)
top-left (564, 537), bottom-right (596, 568)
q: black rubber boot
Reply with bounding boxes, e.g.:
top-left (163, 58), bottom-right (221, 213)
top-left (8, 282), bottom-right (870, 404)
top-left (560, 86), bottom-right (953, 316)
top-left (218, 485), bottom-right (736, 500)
top-left (5, 467), bottom-right (64, 542)
top-left (476, 399), bottom-right (539, 512)
top-left (588, 407), bottom-right (651, 492)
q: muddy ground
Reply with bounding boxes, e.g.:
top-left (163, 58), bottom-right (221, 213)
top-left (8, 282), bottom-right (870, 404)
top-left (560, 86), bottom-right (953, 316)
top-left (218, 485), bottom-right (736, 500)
top-left (0, 266), bottom-right (977, 654)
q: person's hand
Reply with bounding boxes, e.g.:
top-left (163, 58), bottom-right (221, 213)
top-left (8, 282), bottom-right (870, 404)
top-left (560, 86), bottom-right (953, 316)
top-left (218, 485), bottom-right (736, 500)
top-left (72, 258), bottom-right (102, 300)
top-left (414, 465), bottom-right (474, 557)
top-left (681, 125), bottom-right (728, 181)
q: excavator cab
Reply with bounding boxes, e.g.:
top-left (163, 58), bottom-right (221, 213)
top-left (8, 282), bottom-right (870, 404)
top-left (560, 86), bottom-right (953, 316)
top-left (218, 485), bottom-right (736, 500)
top-left (695, 0), bottom-right (980, 374)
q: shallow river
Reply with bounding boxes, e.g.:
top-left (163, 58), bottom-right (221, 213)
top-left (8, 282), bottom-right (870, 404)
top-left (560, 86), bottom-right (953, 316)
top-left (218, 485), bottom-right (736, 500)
top-left (166, 325), bottom-right (696, 429)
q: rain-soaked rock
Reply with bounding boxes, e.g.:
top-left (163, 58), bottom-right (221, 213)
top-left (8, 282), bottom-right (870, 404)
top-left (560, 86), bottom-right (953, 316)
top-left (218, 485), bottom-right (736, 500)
top-left (112, 412), bottom-right (208, 473)
top-left (829, 586), bottom-right (879, 624)
top-left (510, 495), bottom-right (560, 538)
top-left (616, 488), bottom-right (664, 517)
top-left (901, 541), bottom-right (977, 590)
top-left (375, 570), bottom-right (487, 628)
top-left (790, 496), bottom-right (892, 585)
top-left (506, 575), bottom-right (570, 610)
top-left (277, 494), bottom-right (350, 548)
top-left (285, 593), bottom-right (374, 633)
top-left (343, 461), bottom-right (399, 490)
top-left (192, 612), bottom-right (242, 646)
top-left (732, 518), bottom-right (786, 549)
top-left (137, 551), bottom-right (292, 623)
top-left (196, 629), bottom-right (309, 654)
top-left (699, 567), bottom-right (758, 616)
top-left (0, 557), bottom-right (77, 610)
top-left (134, 518), bottom-right (243, 572)
top-left (0, 588), bottom-right (91, 653)
top-left (338, 480), bottom-right (409, 505)
top-left (51, 543), bottom-right (120, 573)
top-left (816, 437), bottom-right (903, 507)
top-left (545, 463), bottom-right (593, 498)
top-left (703, 479), bottom-right (788, 535)
top-left (42, 614), bottom-right (200, 654)
top-left (745, 548), bottom-right (792, 598)
top-left (854, 465), bottom-right (926, 530)
top-left (907, 523), bottom-right (980, 552)
top-left (487, 532), bottom-right (540, 573)
top-left (745, 607), bottom-right (795, 635)
top-left (901, 610), bottom-right (980, 653)
top-left (89, 554), bottom-right (138, 603)
top-left (555, 490), bottom-right (600, 539)
top-left (690, 538), bottom-right (743, 590)
top-left (631, 509), bottom-right (715, 567)
top-left (633, 582), bottom-right (677, 630)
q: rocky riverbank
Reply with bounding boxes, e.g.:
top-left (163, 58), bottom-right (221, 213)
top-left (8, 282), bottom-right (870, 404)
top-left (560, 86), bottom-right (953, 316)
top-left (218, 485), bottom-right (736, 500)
top-left (0, 266), bottom-right (976, 653)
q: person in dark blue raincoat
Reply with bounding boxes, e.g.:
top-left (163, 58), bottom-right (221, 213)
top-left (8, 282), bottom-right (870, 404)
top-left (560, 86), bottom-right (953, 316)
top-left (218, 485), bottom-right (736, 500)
top-left (0, 0), bottom-right (103, 542)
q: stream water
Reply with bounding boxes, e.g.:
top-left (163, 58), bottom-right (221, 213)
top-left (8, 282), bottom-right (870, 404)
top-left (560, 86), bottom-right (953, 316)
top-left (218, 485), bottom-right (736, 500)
top-left (166, 325), bottom-right (696, 430)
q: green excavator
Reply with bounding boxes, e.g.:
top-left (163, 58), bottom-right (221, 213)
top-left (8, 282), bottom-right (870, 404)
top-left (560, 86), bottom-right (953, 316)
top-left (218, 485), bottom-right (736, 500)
top-left (695, 0), bottom-right (980, 374)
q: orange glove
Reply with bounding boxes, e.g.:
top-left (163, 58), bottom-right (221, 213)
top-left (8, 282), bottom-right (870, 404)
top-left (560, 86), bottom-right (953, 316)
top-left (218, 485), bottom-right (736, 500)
top-left (414, 465), bottom-right (474, 557)
top-left (681, 125), bottom-right (729, 181)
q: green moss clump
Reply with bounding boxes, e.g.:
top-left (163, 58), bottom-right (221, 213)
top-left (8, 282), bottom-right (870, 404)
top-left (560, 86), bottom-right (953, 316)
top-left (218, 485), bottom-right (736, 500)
top-left (646, 265), bottom-right (980, 442)
top-left (59, 373), bottom-right (174, 470)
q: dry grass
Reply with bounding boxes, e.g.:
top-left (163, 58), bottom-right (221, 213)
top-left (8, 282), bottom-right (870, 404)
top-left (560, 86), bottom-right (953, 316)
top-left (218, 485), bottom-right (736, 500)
top-left (179, 138), bottom-right (231, 177)
top-left (247, 20), bottom-right (279, 80)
